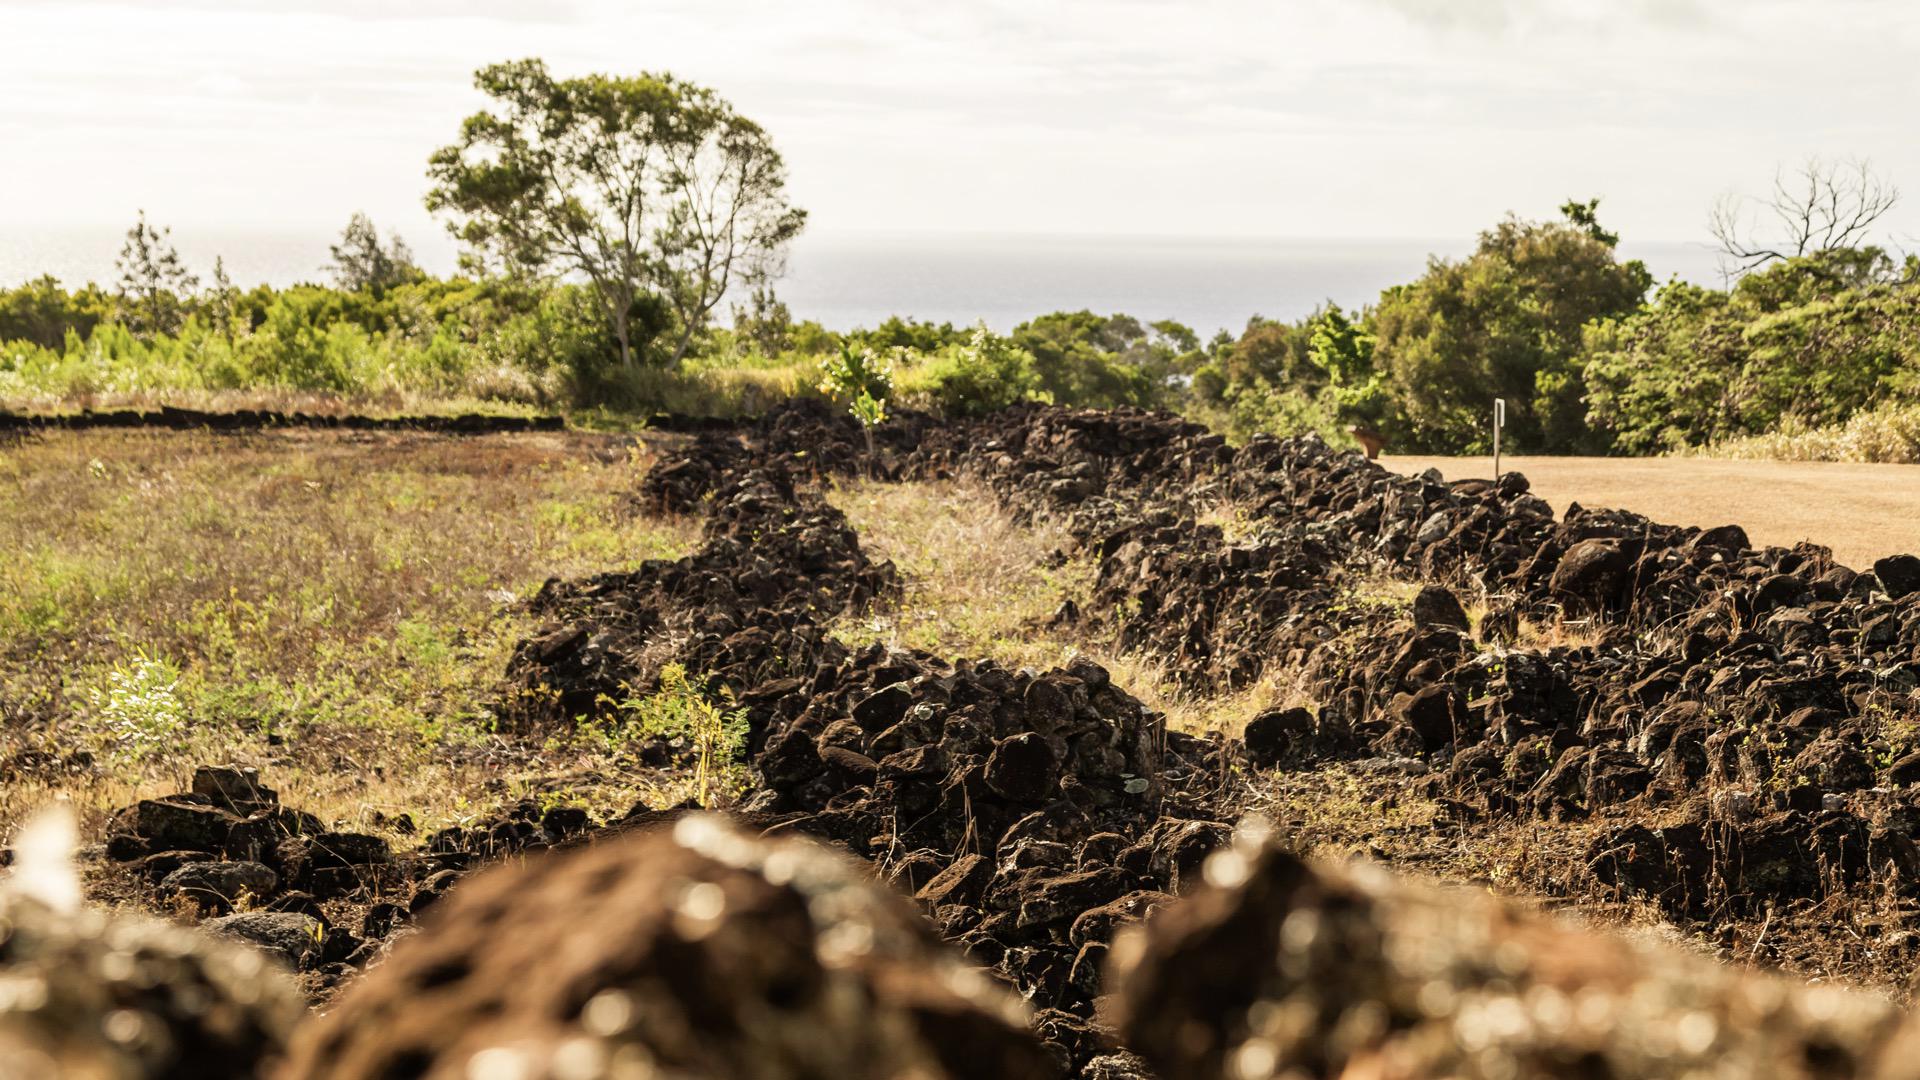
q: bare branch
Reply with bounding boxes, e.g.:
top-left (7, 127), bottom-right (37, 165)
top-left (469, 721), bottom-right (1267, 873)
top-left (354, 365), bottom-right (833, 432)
top-left (1708, 155), bottom-right (1901, 275)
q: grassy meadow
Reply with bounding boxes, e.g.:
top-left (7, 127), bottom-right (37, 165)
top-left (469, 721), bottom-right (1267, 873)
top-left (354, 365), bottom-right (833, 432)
top-left (0, 428), bottom-right (703, 838)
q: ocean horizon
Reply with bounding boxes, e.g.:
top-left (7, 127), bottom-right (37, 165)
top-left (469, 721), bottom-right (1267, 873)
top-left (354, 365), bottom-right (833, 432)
top-left (0, 226), bottom-right (1728, 339)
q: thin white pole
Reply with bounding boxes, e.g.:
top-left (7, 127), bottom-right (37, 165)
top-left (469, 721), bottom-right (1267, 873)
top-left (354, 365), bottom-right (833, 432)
top-left (1493, 398), bottom-right (1505, 482)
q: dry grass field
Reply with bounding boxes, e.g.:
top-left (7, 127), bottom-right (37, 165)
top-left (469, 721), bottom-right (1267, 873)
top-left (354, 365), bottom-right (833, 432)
top-left (1384, 454), bottom-right (1920, 570)
top-left (831, 478), bottom-right (1307, 737)
top-left (0, 427), bottom-right (702, 838)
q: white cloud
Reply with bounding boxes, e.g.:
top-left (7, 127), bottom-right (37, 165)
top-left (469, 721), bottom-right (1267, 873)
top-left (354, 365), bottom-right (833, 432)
top-left (0, 0), bottom-right (1914, 257)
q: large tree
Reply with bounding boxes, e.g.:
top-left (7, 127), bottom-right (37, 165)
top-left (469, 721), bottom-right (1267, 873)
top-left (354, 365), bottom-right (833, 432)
top-left (1371, 200), bottom-right (1652, 453)
top-left (426, 59), bottom-right (805, 369)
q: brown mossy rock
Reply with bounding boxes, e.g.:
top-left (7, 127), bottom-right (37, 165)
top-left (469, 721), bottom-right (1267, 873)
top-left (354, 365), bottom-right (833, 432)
top-left (0, 893), bottom-right (303, 1079)
top-left (127, 797), bottom-right (240, 853)
top-left (1410, 584), bottom-right (1470, 631)
top-left (280, 814), bottom-right (1058, 1080)
top-left (1108, 820), bottom-right (1910, 1080)
top-left (1547, 537), bottom-right (1636, 613)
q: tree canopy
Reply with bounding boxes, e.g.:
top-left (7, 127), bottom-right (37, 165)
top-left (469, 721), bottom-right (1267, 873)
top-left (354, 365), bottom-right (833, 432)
top-left (1584, 249), bottom-right (1920, 452)
top-left (1370, 202), bottom-right (1652, 452)
top-left (115, 211), bottom-right (199, 338)
top-left (327, 213), bottom-right (421, 293)
top-left (426, 59), bottom-right (805, 370)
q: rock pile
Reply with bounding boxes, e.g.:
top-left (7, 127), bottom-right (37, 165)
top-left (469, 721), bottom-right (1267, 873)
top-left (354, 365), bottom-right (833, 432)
top-left (863, 405), bottom-right (1920, 960)
top-left (280, 814), bottom-right (1059, 1080)
top-left (741, 647), bottom-right (1235, 1072)
top-left (94, 763), bottom-right (641, 998)
top-left (636, 396), bottom-right (930, 516)
top-left (0, 811), bottom-right (304, 1080)
top-left (495, 414), bottom-right (1248, 1071)
top-left (36, 398), bottom-right (1920, 1077)
top-left (504, 465), bottom-right (898, 733)
top-left (1109, 819), bottom-right (1913, 1080)
top-left (510, 399), bottom-right (1920, 1058)
top-left (100, 766), bottom-right (436, 985)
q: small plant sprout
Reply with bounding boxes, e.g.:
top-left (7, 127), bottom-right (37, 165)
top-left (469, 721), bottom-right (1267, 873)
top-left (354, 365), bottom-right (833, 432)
top-left (89, 653), bottom-right (189, 765)
top-left (817, 342), bottom-right (894, 472)
top-left (615, 664), bottom-right (750, 808)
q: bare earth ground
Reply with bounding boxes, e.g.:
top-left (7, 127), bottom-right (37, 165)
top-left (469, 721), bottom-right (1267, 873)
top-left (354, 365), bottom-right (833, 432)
top-left (1384, 454), bottom-right (1920, 570)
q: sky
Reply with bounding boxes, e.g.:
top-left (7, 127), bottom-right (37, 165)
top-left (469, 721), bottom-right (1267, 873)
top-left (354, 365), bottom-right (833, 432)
top-left (3, 0), bottom-right (1918, 270)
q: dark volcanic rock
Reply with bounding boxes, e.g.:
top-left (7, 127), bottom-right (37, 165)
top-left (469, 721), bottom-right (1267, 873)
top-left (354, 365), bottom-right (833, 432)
top-left (1410, 585), bottom-right (1470, 630)
top-left (160, 861), bottom-right (277, 912)
top-left (1108, 822), bottom-right (1909, 1080)
top-left (127, 798), bottom-right (239, 853)
top-left (279, 815), bottom-right (1058, 1080)
top-left (1243, 707), bottom-right (1313, 768)
top-left (1875, 554), bottom-right (1920, 600)
top-left (985, 733), bottom-right (1061, 803)
top-left (1549, 538), bottom-right (1635, 612)
top-left (202, 911), bottom-right (325, 970)
top-left (190, 765), bottom-right (278, 814)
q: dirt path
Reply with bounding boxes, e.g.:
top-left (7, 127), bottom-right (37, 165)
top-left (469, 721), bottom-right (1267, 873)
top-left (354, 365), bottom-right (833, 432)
top-left (1382, 454), bottom-right (1920, 570)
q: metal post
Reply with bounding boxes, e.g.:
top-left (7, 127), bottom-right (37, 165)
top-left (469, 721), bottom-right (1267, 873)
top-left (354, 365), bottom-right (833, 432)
top-left (1493, 397), bottom-right (1505, 482)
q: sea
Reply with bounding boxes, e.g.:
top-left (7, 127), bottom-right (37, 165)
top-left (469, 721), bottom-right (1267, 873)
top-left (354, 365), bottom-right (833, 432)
top-left (0, 227), bottom-right (1728, 339)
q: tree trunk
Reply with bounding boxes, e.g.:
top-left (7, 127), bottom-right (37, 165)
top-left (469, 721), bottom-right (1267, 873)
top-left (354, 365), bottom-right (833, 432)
top-left (669, 322), bottom-right (695, 367)
top-left (614, 308), bottom-right (634, 370)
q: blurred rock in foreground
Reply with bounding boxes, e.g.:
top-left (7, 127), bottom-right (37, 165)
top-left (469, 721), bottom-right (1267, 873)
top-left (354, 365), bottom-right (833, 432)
top-left (1109, 819), bottom-right (1912, 1080)
top-left (281, 813), bottom-right (1059, 1079)
top-left (0, 807), bottom-right (303, 1080)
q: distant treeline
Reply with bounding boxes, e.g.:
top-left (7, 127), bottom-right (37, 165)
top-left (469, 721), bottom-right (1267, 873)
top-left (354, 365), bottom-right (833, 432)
top-left (1198, 205), bottom-right (1920, 458)
top-left (5, 203), bottom-right (1919, 460)
top-left (8, 55), bottom-right (1915, 457)
top-left (5, 219), bottom-right (1915, 458)
top-left (0, 252), bottom-right (1194, 419)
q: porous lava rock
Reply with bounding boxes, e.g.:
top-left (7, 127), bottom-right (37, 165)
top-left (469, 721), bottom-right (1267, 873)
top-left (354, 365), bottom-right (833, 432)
top-left (0, 891), bottom-right (303, 1079)
top-left (1108, 820), bottom-right (1911, 1080)
top-left (895, 406), bottom-right (1920, 964)
top-left (501, 465), bottom-right (899, 733)
top-left (279, 814), bottom-right (1058, 1080)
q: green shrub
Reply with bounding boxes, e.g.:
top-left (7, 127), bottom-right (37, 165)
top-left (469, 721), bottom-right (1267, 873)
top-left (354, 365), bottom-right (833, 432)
top-left (89, 654), bottom-right (188, 765)
top-left (897, 325), bottom-right (1046, 416)
top-left (1584, 250), bottom-right (1920, 453)
top-left (1010, 310), bottom-right (1161, 408)
top-left (1220, 383), bottom-right (1354, 447)
top-left (849, 315), bottom-right (965, 353)
top-left (816, 342), bottom-right (894, 417)
top-left (0, 277), bottom-right (112, 349)
top-left (608, 663), bottom-right (749, 806)
top-left (1370, 205), bottom-right (1651, 453)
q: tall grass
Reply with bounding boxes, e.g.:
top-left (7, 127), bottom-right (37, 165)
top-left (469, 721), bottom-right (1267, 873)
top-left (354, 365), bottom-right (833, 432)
top-left (1691, 402), bottom-right (1920, 464)
top-left (597, 356), bottom-right (820, 417)
top-left (0, 318), bottom-right (833, 421)
top-left (0, 318), bottom-right (572, 411)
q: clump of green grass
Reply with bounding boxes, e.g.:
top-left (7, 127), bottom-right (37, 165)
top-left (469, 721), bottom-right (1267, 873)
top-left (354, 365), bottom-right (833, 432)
top-left (559, 663), bottom-right (751, 809)
top-left (617, 664), bottom-right (749, 808)
top-left (88, 653), bottom-right (189, 765)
